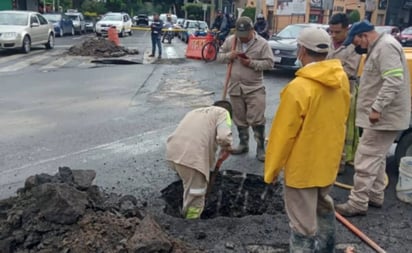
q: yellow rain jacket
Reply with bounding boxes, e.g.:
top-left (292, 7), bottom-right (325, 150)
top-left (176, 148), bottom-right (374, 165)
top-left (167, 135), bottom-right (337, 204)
top-left (265, 59), bottom-right (350, 188)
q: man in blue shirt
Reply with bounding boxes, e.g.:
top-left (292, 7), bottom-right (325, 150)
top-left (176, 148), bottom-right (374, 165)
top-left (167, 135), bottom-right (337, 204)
top-left (149, 13), bottom-right (163, 59)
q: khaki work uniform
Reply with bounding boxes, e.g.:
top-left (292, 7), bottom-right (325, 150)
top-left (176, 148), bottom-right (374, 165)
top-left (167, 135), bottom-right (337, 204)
top-left (166, 106), bottom-right (233, 218)
top-left (217, 33), bottom-right (274, 127)
top-left (348, 33), bottom-right (411, 211)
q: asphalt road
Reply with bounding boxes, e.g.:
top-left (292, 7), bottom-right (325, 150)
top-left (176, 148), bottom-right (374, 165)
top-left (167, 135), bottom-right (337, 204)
top-left (0, 30), bottom-right (411, 252)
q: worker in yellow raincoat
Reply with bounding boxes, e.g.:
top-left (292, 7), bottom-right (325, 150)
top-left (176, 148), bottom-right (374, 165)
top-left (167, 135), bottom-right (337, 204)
top-left (264, 27), bottom-right (350, 252)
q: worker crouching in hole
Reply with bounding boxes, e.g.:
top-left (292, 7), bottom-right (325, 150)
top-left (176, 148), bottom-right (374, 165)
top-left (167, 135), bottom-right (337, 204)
top-left (166, 100), bottom-right (233, 219)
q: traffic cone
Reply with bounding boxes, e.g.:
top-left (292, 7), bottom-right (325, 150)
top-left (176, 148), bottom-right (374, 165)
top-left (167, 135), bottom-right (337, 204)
top-left (107, 26), bottom-right (120, 46)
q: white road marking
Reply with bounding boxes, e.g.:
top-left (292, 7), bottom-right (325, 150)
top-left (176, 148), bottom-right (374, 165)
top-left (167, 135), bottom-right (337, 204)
top-left (0, 53), bottom-right (32, 64)
top-left (164, 46), bottom-right (178, 58)
top-left (0, 54), bottom-right (50, 72)
top-left (39, 56), bottom-right (72, 70)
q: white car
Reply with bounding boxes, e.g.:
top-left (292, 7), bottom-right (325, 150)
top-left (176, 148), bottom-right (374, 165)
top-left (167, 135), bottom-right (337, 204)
top-left (180, 20), bottom-right (208, 43)
top-left (95, 12), bottom-right (133, 37)
top-left (65, 10), bottom-right (86, 35)
top-left (0, 10), bottom-right (55, 53)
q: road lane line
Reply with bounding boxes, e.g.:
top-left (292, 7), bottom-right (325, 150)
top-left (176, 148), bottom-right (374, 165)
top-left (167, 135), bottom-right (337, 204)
top-left (0, 54), bottom-right (50, 72)
top-left (0, 50), bottom-right (43, 64)
top-left (39, 56), bottom-right (72, 70)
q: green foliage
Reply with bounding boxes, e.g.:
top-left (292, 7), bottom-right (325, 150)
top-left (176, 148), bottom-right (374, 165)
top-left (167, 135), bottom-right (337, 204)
top-left (183, 3), bottom-right (205, 20)
top-left (81, 0), bottom-right (106, 15)
top-left (241, 7), bottom-right (255, 22)
top-left (348, 10), bottom-right (360, 24)
top-left (59, 0), bottom-right (73, 12)
top-left (105, 0), bottom-right (127, 13)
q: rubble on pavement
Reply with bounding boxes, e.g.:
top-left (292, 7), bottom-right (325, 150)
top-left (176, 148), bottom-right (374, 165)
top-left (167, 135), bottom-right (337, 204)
top-left (68, 37), bottom-right (139, 58)
top-left (0, 167), bottom-right (202, 253)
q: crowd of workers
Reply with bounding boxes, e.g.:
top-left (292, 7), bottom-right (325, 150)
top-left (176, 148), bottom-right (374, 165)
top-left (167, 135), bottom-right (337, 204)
top-left (163, 11), bottom-right (411, 253)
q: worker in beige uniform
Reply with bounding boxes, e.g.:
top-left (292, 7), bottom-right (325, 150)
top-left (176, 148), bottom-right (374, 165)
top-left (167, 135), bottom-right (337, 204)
top-left (336, 20), bottom-right (411, 217)
top-left (217, 16), bottom-right (274, 162)
top-left (327, 13), bottom-right (362, 173)
top-left (166, 100), bottom-right (233, 219)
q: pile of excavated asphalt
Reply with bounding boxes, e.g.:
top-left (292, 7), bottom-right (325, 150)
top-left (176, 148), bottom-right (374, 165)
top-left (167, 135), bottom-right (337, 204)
top-left (67, 37), bottom-right (139, 58)
top-left (0, 167), bottom-right (202, 253)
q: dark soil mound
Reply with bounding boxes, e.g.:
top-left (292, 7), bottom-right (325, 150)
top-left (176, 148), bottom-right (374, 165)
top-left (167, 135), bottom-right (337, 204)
top-left (68, 37), bottom-right (139, 58)
top-left (0, 167), bottom-right (202, 253)
top-left (161, 170), bottom-right (285, 219)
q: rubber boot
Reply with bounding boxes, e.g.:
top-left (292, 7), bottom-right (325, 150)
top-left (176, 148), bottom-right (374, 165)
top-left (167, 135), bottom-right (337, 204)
top-left (231, 126), bottom-right (249, 155)
top-left (316, 212), bottom-right (336, 253)
top-left (253, 125), bottom-right (265, 162)
top-left (289, 231), bottom-right (316, 253)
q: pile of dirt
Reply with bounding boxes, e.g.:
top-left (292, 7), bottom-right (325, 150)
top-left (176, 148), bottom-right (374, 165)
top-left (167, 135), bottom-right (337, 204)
top-left (68, 37), bottom-right (139, 58)
top-left (0, 167), bottom-right (202, 253)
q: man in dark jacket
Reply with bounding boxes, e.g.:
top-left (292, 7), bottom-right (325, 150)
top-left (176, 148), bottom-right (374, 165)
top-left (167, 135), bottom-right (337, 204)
top-left (211, 10), bottom-right (230, 42)
top-left (149, 13), bottom-right (163, 59)
top-left (254, 14), bottom-right (269, 40)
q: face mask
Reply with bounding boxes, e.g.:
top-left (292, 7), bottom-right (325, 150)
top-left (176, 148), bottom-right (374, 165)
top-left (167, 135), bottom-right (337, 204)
top-left (295, 58), bottom-right (303, 68)
top-left (355, 45), bottom-right (368, 55)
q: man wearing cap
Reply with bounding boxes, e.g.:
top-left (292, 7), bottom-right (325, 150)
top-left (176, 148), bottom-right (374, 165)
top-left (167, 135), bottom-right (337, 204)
top-left (211, 10), bottom-right (230, 42)
top-left (327, 13), bottom-right (362, 173)
top-left (265, 27), bottom-right (350, 252)
top-left (335, 20), bottom-right (411, 217)
top-left (216, 16), bottom-right (274, 162)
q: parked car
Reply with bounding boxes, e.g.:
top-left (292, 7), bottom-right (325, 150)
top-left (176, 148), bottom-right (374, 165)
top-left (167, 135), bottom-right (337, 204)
top-left (268, 23), bottom-right (328, 70)
top-left (0, 10), bottom-right (55, 53)
top-left (65, 9), bottom-right (85, 34)
top-left (375, 25), bottom-right (400, 41)
top-left (43, 13), bottom-right (74, 37)
top-left (95, 12), bottom-right (133, 37)
top-left (84, 16), bottom-right (95, 33)
top-left (180, 20), bottom-right (208, 43)
top-left (133, 14), bottom-right (148, 26)
top-left (399, 26), bottom-right (412, 46)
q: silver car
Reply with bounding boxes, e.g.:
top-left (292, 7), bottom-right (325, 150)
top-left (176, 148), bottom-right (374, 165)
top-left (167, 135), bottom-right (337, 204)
top-left (0, 10), bottom-right (55, 53)
top-left (268, 23), bottom-right (328, 70)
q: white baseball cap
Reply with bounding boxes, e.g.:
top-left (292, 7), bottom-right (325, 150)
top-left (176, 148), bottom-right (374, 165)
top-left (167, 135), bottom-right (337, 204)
top-left (297, 27), bottom-right (330, 53)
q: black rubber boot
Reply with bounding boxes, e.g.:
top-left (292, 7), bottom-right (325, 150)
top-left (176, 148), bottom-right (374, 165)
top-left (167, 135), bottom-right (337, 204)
top-left (290, 231), bottom-right (316, 253)
top-left (316, 212), bottom-right (336, 253)
top-left (253, 125), bottom-right (265, 162)
top-left (231, 126), bottom-right (249, 155)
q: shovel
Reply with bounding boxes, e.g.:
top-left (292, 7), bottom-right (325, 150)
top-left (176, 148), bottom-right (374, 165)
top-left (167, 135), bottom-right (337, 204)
top-left (206, 150), bottom-right (230, 198)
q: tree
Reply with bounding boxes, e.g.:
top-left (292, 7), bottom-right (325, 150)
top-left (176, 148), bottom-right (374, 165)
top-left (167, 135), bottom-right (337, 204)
top-left (183, 3), bottom-right (203, 20)
top-left (241, 7), bottom-right (255, 22)
top-left (81, 0), bottom-right (106, 14)
top-left (348, 10), bottom-right (360, 24)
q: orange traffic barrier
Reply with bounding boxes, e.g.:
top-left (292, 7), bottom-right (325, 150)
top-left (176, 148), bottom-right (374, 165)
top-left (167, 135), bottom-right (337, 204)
top-left (185, 34), bottom-right (210, 60)
top-left (108, 26), bottom-right (120, 46)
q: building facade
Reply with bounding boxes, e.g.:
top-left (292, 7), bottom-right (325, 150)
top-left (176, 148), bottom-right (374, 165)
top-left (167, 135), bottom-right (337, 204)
top-left (238, 0), bottom-right (389, 33)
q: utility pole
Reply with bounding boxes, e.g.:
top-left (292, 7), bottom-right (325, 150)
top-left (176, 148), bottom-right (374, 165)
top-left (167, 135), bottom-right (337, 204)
top-left (255, 0), bottom-right (262, 21)
top-left (184, 0), bottom-right (188, 19)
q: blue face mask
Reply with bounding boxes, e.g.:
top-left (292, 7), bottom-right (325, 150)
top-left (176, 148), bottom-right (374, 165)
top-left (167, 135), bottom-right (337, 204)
top-left (295, 58), bottom-right (303, 68)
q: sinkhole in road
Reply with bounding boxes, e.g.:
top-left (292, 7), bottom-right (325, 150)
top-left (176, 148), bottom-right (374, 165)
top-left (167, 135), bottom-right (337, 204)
top-left (161, 170), bottom-right (285, 219)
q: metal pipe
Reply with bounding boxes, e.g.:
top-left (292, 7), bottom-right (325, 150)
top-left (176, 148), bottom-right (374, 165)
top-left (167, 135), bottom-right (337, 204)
top-left (335, 212), bottom-right (386, 253)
